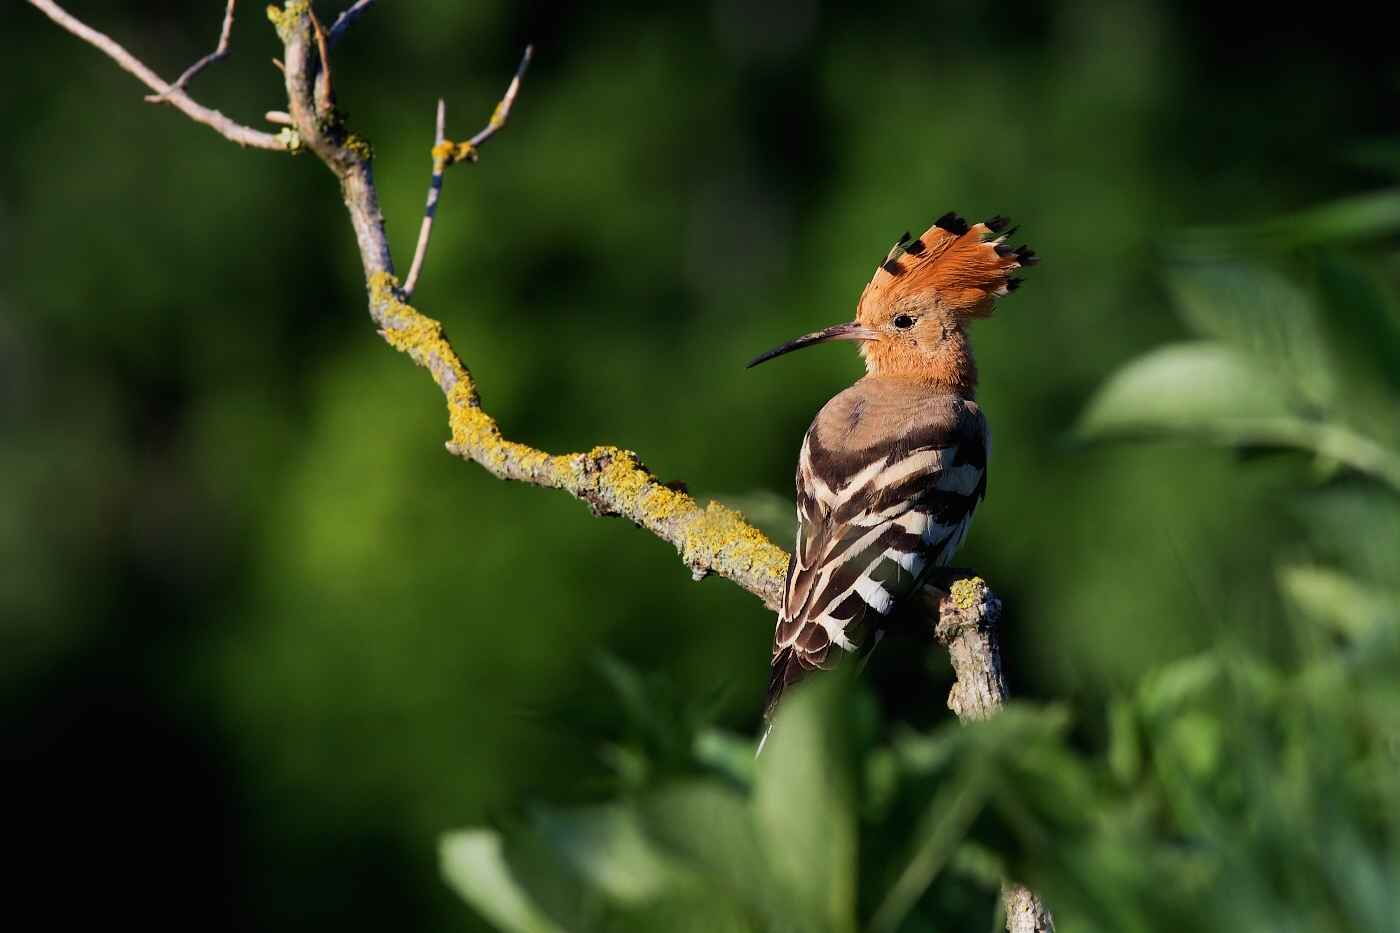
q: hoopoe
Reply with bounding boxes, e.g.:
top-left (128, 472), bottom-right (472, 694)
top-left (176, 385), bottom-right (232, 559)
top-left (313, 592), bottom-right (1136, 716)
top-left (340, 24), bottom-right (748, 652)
top-left (748, 212), bottom-right (1035, 723)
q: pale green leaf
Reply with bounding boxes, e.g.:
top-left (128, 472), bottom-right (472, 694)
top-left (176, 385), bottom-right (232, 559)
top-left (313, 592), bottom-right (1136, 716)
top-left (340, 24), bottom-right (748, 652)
top-left (1172, 189), bottom-right (1400, 254)
top-left (441, 829), bottom-right (571, 933)
top-left (638, 780), bottom-right (769, 916)
top-left (692, 726), bottom-right (757, 787)
top-left (1081, 342), bottom-right (1400, 490)
top-left (752, 675), bottom-right (858, 933)
top-left (1166, 262), bottom-right (1333, 405)
top-left (534, 803), bottom-right (692, 906)
top-left (1260, 188), bottom-right (1400, 244)
top-left (1079, 342), bottom-right (1298, 437)
top-left (1278, 565), bottom-right (1400, 640)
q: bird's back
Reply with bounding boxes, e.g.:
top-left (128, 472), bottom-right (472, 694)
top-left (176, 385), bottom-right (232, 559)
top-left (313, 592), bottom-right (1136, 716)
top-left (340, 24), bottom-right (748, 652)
top-left (767, 376), bottom-right (989, 715)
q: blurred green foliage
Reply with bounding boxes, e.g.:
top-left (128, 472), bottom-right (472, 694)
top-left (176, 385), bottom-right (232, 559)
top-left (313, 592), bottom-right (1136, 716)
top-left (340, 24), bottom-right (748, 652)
top-left (440, 186), bottom-right (1400, 933)
top-left (2, 0), bottom-right (1399, 929)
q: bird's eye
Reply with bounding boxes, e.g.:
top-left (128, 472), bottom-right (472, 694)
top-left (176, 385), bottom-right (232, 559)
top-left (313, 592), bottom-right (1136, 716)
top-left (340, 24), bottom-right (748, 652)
top-left (893, 314), bottom-right (914, 330)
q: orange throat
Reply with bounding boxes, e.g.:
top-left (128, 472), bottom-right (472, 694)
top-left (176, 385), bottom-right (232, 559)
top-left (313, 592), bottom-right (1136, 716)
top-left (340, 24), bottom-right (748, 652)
top-left (859, 330), bottom-right (979, 398)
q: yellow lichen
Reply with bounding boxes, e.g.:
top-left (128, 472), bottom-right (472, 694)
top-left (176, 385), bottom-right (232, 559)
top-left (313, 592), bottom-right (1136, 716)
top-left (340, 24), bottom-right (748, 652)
top-left (950, 577), bottom-right (985, 611)
top-left (266, 0), bottom-right (310, 42)
top-left (344, 132), bottom-right (374, 162)
top-left (362, 273), bottom-right (789, 607)
top-left (431, 140), bottom-right (478, 166)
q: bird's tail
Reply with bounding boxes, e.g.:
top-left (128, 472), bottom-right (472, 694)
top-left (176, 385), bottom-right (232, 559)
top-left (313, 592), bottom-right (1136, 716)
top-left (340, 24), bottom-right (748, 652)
top-left (758, 648), bottom-right (805, 755)
top-left (763, 645), bottom-right (807, 724)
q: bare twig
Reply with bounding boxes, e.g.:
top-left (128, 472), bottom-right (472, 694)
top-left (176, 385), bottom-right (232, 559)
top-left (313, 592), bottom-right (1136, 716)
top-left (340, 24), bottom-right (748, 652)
top-left (307, 5), bottom-right (335, 118)
top-left (403, 100), bottom-right (449, 299)
top-left (25, 0), bottom-right (284, 150)
top-left (467, 45), bottom-right (533, 149)
top-left (326, 0), bottom-right (378, 49)
top-left (404, 46), bottom-right (532, 298)
top-left (146, 0), bottom-right (236, 102)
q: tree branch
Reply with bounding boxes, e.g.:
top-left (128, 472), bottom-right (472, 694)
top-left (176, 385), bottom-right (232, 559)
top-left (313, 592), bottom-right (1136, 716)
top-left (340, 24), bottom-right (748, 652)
top-left (405, 46), bottom-right (533, 299)
top-left (145, 0), bottom-right (237, 102)
top-left (327, 0), bottom-right (377, 48)
top-left (26, 0), bottom-right (285, 151)
top-left (923, 575), bottom-right (1055, 932)
top-left (1003, 881), bottom-right (1054, 933)
top-left (262, 2), bottom-right (791, 606)
top-left (402, 99), bottom-right (450, 299)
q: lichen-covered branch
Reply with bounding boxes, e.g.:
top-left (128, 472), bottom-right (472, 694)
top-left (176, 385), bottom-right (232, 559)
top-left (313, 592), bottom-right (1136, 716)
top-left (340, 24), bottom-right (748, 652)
top-left (924, 576), bottom-right (1009, 722)
top-left (921, 575), bottom-right (1054, 932)
top-left (264, 1), bottom-right (792, 608)
top-left (26, 0), bottom-right (285, 151)
top-left (369, 271), bottom-right (792, 607)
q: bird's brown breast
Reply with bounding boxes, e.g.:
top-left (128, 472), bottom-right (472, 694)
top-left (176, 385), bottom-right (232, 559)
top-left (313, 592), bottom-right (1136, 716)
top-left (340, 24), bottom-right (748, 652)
top-left (807, 376), bottom-right (988, 481)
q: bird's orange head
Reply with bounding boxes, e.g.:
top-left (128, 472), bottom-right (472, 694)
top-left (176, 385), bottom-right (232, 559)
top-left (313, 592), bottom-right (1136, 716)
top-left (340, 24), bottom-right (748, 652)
top-left (747, 213), bottom-right (1035, 397)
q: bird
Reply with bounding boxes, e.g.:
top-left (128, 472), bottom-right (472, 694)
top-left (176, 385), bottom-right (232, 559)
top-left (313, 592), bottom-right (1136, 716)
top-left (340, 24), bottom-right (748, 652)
top-left (746, 212), bottom-right (1035, 725)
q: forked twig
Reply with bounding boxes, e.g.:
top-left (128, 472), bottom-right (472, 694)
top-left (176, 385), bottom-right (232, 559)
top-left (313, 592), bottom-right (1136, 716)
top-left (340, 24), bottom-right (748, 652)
top-left (307, 6), bottom-right (336, 117)
top-left (465, 45), bottom-right (534, 150)
top-left (403, 45), bottom-right (533, 298)
top-left (327, 0), bottom-right (378, 49)
top-left (25, 0), bottom-right (283, 150)
top-left (146, 0), bottom-right (237, 103)
top-left (403, 99), bottom-right (451, 299)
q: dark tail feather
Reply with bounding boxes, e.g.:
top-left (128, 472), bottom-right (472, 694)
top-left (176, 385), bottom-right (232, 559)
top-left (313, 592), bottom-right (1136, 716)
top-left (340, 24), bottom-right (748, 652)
top-left (763, 646), bottom-right (808, 722)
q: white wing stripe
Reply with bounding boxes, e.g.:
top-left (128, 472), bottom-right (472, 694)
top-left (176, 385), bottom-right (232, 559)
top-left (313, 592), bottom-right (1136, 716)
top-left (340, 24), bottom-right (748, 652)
top-left (933, 462), bottom-right (983, 496)
top-left (863, 446), bottom-right (953, 493)
top-left (853, 575), bottom-right (894, 614)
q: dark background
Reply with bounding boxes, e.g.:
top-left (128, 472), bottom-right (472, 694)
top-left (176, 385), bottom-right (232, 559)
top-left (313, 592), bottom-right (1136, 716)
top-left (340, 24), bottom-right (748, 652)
top-left (2, 0), bottom-right (1396, 928)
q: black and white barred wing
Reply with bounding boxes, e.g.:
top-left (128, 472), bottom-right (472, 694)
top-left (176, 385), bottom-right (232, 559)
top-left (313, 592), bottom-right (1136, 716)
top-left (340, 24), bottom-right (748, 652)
top-left (770, 433), bottom-right (986, 690)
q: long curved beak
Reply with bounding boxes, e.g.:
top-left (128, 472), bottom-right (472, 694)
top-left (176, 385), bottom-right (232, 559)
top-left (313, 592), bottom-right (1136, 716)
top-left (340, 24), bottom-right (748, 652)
top-left (745, 321), bottom-right (881, 369)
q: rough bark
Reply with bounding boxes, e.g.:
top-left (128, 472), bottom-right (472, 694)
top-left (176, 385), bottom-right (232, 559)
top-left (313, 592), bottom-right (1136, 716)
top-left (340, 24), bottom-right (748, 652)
top-left (1003, 880), bottom-right (1054, 933)
top-left (924, 575), bottom-right (1055, 932)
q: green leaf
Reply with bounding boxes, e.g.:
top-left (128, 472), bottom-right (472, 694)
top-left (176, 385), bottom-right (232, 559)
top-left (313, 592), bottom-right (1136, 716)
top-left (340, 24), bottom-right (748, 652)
top-left (1137, 654), bottom-right (1223, 719)
top-left (441, 829), bottom-right (572, 933)
top-left (1262, 188), bottom-right (1400, 244)
top-left (1293, 487), bottom-right (1400, 588)
top-left (1172, 188), bottom-right (1400, 254)
top-left (752, 674), bottom-right (858, 933)
top-left (638, 780), bottom-right (770, 917)
top-left (867, 768), bottom-right (991, 933)
top-left (1079, 341), bottom-right (1299, 436)
top-left (1079, 342), bottom-right (1400, 490)
top-left (1316, 257), bottom-right (1400, 394)
top-left (534, 803), bottom-right (694, 906)
top-left (692, 726), bottom-right (757, 787)
top-left (1166, 262), bottom-right (1333, 405)
top-left (1277, 565), bottom-right (1400, 640)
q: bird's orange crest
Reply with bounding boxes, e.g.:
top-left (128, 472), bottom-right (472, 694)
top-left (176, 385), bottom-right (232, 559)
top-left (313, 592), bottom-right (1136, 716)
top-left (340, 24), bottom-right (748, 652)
top-left (856, 212), bottom-right (1037, 327)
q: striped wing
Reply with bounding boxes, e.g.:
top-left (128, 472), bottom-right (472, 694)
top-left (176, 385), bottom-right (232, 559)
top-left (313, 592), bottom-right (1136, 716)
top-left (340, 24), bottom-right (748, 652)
top-left (767, 404), bottom-right (987, 713)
